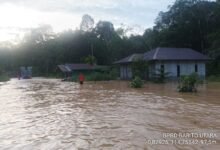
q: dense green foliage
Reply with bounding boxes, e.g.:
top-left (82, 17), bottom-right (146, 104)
top-left (143, 0), bottom-right (220, 76)
top-left (86, 72), bottom-right (116, 81)
top-left (83, 55), bottom-right (97, 65)
top-left (0, 23), bottom-right (148, 76)
top-left (178, 73), bottom-right (199, 92)
top-left (0, 0), bottom-right (220, 77)
top-left (70, 68), bottom-right (118, 82)
top-left (130, 76), bottom-right (144, 88)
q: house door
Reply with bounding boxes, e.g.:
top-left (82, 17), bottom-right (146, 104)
top-left (177, 65), bottom-right (180, 77)
top-left (160, 65), bottom-right (164, 74)
top-left (195, 64), bottom-right (198, 73)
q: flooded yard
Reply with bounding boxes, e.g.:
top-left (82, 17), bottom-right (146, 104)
top-left (0, 78), bottom-right (219, 150)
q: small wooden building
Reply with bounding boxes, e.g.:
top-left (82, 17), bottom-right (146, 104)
top-left (114, 54), bottom-right (143, 79)
top-left (20, 66), bottom-right (32, 79)
top-left (58, 63), bottom-right (107, 77)
top-left (114, 47), bottom-right (210, 80)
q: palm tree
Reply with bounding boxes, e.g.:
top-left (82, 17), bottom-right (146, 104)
top-left (84, 55), bottom-right (97, 66)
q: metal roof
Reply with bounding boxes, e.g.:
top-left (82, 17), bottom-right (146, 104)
top-left (57, 65), bottom-right (72, 73)
top-left (143, 47), bottom-right (210, 61)
top-left (65, 64), bottom-right (95, 70)
top-left (114, 54), bottom-right (143, 64)
top-left (114, 47), bottom-right (210, 64)
top-left (58, 64), bottom-right (107, 72)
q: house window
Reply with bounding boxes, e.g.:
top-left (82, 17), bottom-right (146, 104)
top-left (195, 64), bottom-right (198, 73)
top-left (177, 65), bottom-right (180, 77)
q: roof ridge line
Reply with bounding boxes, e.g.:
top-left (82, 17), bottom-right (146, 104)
top-left (130, 54), bottom-right (135, 61)
top-left (153, 48), bottom-right (160, 59)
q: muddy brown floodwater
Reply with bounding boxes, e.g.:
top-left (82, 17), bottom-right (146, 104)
top-left (0, 78), bottom-right (220, 150)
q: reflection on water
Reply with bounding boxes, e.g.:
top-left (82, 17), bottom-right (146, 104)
top-left (0, 78), bottom-right (219, 150)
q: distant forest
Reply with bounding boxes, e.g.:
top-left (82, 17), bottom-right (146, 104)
top-left (0, 0), bottom-right (220, 76)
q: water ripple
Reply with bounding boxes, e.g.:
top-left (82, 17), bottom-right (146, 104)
top-left (0, 78), bottom-right (219, 149)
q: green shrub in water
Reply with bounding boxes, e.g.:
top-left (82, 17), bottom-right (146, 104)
top-left (151, 68), bottom-right (169, 83)
top-left (130, 76), bottom-right (144, 88)
top-left (178, 73), bottom-right (199, 92)
top-left (86, 72), bottom-right (112, 81)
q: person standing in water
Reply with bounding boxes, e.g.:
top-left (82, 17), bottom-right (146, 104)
top-left (79, 73), bottom-right (85, 85)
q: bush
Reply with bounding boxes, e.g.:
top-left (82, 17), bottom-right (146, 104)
top-left (86, 72), bottom-right (113, 81)
top-left (130, 76), bottom-right (144, 88)
top-left (178, 73), bottom-right (199, 92)
top-left (68, 68), bottom-right (118, 82)
top-left (151, 68), bottom-right (169, 83)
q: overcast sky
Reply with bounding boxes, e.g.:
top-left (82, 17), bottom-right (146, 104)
top-left (0, 0), bottom-right (176, 43)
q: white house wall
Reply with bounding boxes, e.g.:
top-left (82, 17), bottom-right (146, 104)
top-left (148, 63), bottom-right (155, 78)
top-left (127, 67), bottom-right (132, 79)
top-left (153, 61), bottom-right (206, 77)
top-left (120, 65), bottom-right (132, 79)
top-left (198, 63), bottom-right (206, 76)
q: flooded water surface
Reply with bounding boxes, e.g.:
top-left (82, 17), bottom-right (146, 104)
top-left (0, 78), bottom-right (220, 150)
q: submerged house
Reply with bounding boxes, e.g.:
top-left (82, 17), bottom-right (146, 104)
top-left (58, 63), bottom-right (107, 77)
top-left (115, 47), bottom-right (210, 80)
top-left (20, 66), bottom-right (32, 79)
top-left (114, 54), bottom-right (143, 79)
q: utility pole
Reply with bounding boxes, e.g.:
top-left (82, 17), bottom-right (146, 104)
top-left (91, 43), bottom-right (94, 57)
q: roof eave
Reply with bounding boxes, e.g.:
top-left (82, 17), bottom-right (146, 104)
top-left (145, 58), bottom-right (211, 61)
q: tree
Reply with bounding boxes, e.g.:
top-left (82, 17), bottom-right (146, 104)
top-left (23, 25), bottom-right (55, 44)
top-left (151, 68), bottom-right (170, 83)
top-left (143, 29), bottom-right (160, 49)
top-left (80, 14), bottom-right (94, 32)
top-left (94, 21), bottom-right (121, 64)
top-left (154, 0), bottom-right (218, 52)
top-left (95, 21), bottom-right (114, 41)
top-left (1, 5), bottom-right (220, 77)
top-left (84, 55), bottom-right (97, 66)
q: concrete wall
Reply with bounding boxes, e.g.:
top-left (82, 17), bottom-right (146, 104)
top-left (151, 61), bottom-right (206, 78)
top-left (148, 63), bottom-right (156, 78)
top-left (120, 65), bottom-right (132, 79)
top-left (119, 61), bottom-right (206, 80)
